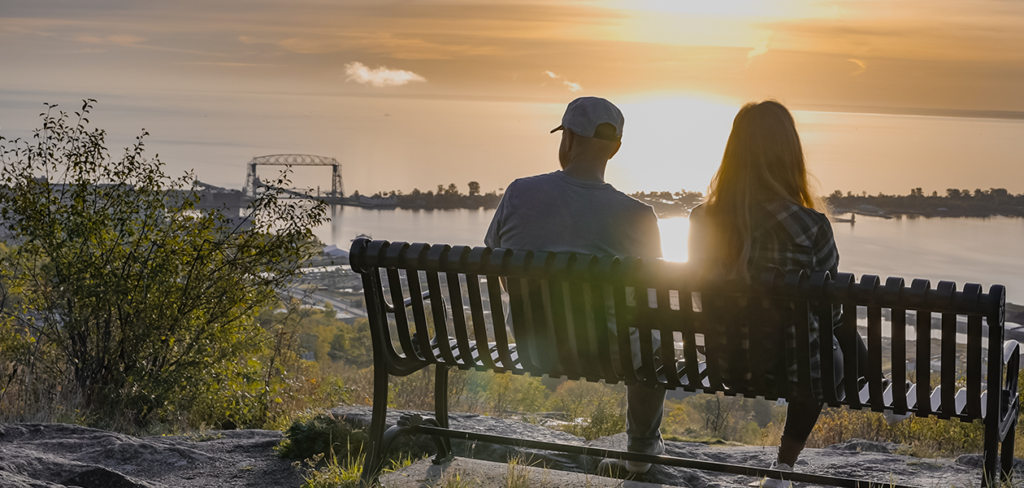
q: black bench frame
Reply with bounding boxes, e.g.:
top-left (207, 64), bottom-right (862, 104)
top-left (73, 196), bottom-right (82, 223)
top-left (349, 238), bottom-right (1019, 487)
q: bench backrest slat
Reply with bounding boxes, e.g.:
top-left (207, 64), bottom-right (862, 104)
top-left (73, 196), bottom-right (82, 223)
top-left (385, 267), bottom-right (418, 361)
top-left (445, 269), bottom-right (474, 368)
top-left (485, 250), bottom-right (516, 371)
top-left (530, 278), bottom-right (560, 374)
top-left (634, 288), bottom-right (661, 384)
top-left (816, 300), bottom-right (839, 406)
top-left (934, 280), bottom-right (957, 418)
top-left (915, 309), bottom-right (932, 416)
top-left (678, 288), bottom-right (702, 391)
top-left (505, 276), bottom-right (532, 371)
top-left (591, 282), bottom-right (620, 381)
top-left (611, 278), bottom-right (639, 384)
top-left (464, 271), bottom-right (495, 369)
top-left (425, 269), bottom-right (458, 364)
top-left (362, 267), bottom-right (401, 367)
top-left (940, 309), bottom-right (958, 417)
top-left (655, 288), bottom-right (684, 388)
top-left (985, 285), bottom-right (1006, 425)
top-left (890, 302), bottom-right (908, 414)
top-left (867, 304), bottom-right (885, 412)
top-left (840, 285), bottom-right (861, 408)
top-left (407, 259), bottom-right (437, 365)
top-left (486, 271), bottom-right (515, 370)
top-left (967, 312), bottom-right (984, 418)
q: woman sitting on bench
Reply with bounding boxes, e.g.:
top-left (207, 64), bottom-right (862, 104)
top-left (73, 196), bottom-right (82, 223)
top-left (688, 100), bottom-right (867, 487)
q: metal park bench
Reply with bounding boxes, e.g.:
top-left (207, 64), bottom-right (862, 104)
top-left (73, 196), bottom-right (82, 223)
top-left (349, 238), bottom-right (1019, 487)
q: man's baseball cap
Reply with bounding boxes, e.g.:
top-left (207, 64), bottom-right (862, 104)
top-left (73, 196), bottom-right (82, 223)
top-left (550, 96), bottom-right (624, 142)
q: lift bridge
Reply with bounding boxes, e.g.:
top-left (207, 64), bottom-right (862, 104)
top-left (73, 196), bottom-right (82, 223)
top-left (242, 154), bottom-right (344, 201)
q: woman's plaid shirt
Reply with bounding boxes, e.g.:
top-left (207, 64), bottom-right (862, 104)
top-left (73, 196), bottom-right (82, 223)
top-left (691, 200), bottom-right (840, 396)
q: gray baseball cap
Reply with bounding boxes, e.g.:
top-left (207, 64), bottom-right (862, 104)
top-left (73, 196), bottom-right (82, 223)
top-left (550, 96), bottom-right (624, 142)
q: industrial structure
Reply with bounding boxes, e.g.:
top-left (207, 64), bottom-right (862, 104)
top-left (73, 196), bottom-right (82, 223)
top-left (242, 154), bottom-right (344, 199)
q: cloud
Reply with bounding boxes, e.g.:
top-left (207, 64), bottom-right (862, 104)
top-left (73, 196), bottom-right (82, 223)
top-left (746, 32), bottom-right (771, 67)
top-left (847, 58), bottom-right (866, 75)
top-left (344, 61), bottom-right (426, 87)
top-left (541, 70), bottom-right (583, 92)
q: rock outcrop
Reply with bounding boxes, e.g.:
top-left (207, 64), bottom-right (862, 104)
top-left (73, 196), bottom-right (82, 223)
top-left (0, 424), bottom-right (300, 487)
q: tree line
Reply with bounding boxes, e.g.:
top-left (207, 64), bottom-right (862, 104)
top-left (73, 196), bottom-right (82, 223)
top-left (351, 182), bottom-right (502, 209)
top-left (826, 187), bottom-right (1024, 217)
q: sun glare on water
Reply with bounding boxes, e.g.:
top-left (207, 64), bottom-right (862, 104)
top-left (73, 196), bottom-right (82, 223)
top-left (658, 217), bottom-right (691, 263)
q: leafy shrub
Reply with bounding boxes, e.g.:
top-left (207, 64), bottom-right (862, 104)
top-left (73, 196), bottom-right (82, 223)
top-left (0, 100), bottom-right (327, 426)
top-left (547, 380), bottom-right (626, 440)
top-left (278, 412), bottom-right (370, 461)
top-left (278, 410), bottom-right (427, 471)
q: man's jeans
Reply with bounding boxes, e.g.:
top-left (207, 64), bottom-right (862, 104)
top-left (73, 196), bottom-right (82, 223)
top-left (626, 383), bottom-right (666, 452)
top-left (625, 307), bottom-right (665, 453)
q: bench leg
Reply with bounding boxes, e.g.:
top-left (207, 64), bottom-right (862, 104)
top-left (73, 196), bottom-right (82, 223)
top-left (435, 364), bottom-right (450, 428)
top-left (360, 362), bottom-right (391, 485)
top-left (1001, 417), bottom-right (1017, 483)
top-left (434, 364), bottom-right (454, 461)
top-left (984, 419), bottom-right (1001, 488)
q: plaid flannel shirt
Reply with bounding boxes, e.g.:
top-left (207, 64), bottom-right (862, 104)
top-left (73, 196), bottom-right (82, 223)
top-left (691, 200), bottom-right (840, 397)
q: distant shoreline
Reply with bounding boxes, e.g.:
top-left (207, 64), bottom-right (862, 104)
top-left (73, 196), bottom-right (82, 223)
top-left (794, 104), bottom-right (1024, 121)
top-left (630, 190), bottom-right (1024, 220)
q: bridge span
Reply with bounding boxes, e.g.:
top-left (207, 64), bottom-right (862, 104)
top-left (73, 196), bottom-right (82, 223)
top-left (243, 154), bottom-right (344, 199)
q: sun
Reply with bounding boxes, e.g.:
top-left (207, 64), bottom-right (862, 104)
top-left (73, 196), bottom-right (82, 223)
top-left (607, 94), bottom-right (738, 194)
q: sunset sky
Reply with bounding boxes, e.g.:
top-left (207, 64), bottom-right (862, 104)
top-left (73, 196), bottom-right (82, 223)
top-left (2, 0), bottom-right (1023, 194)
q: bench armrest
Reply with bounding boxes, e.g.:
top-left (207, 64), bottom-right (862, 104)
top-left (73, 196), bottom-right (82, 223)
top-left (1003, 340), bottom-right (1020, 396)
top-left (383, 291), bottom-right (433, 313)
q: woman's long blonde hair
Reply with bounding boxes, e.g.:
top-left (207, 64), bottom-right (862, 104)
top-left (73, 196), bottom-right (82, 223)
top-left (701, 100), bottom-right (822, 279)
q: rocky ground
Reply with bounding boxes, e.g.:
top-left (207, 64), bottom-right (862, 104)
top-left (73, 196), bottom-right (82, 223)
top-left (0, 408), bottom-right (1016, 487)
top-left (0, 423), bottom-right (301, 487)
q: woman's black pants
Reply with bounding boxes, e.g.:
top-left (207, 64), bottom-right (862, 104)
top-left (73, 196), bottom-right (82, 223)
top-left (782, 331), bottom-right (869, 443)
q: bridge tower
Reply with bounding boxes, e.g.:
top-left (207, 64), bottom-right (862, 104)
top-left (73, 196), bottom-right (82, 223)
top-left (242, 154), bottom-right (344, 198)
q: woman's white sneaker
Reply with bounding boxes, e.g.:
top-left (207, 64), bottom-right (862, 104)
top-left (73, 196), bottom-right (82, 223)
top-left (757, 461), bottom-right (794, 488)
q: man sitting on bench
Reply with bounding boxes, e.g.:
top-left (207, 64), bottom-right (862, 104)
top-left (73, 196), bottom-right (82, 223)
top-left (484, 96), bottom-right (666, 474)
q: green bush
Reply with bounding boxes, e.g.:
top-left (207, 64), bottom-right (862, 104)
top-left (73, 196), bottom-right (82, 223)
top-left (0, 100), bottom-right (327, 426)
top-left (278, 412), bottom-right (370, 461)
top-left (547, 380), bottom-right (626, 440)
top-left (278, 411), bottom-right (426, 469)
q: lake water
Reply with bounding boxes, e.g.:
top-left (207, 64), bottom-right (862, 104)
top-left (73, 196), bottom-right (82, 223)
top-left (315, 207), bottom-right (1024, 304)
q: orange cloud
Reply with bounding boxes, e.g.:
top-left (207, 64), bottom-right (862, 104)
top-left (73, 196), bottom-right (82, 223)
top-left (848, 58), bottom-right (866, 75)
top-left (542, 70), bottom-right (583, 92)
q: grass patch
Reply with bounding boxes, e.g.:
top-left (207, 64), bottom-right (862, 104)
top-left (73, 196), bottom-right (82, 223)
top-left (504, 454), bottom-right (531, 488)
top-left (277, 411), bottom-right (370, 462)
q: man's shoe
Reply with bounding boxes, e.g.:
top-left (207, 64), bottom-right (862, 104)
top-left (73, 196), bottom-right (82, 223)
top-left (597, 439), bottom-right (665, 476)
top-left (751, 461), bottom-right (794, 488)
